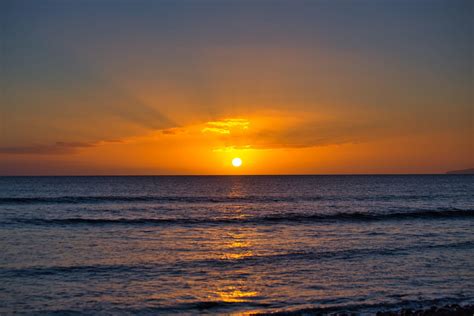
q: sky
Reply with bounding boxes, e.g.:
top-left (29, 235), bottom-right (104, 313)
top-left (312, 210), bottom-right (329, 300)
top-left (0, 0), bottom-right (472, 175)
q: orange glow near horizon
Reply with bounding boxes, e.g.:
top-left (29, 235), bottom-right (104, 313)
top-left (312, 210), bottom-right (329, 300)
top-left (1, 112), bottom-right (471, 175)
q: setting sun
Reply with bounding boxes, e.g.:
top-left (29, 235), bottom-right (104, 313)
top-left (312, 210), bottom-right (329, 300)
top-left (232, 157), bottom-right (242, 168)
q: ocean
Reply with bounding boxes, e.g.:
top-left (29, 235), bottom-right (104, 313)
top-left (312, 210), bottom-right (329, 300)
top-left (0, 175), bottom-right (473, 315)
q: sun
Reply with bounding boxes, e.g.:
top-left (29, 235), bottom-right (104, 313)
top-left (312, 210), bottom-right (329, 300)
top-left (232, 157), bottom-right (242, 168)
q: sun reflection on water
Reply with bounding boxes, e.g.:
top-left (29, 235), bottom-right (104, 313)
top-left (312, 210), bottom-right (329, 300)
top-left (215, 286), bottom-right (258, 303)
top-left (220, 230), bottom-right (255, 260)
top-left (205, 177), bottom-right (264, 312)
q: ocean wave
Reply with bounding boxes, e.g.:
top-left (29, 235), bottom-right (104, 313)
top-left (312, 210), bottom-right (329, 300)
top-left (3, 240), bottom-right (472, 278)
top-left (5, 209), bottom-right (473, 227)
top-left (0, 264), bottom-right (139, 278)
top-left (0, 193), bottom-right (463, 205)
top-left (0, 195), bottom-right (300, 205)
top-left (260, 208), bottom-right (474, 222)
top-left (198, 240), bottom-right (474, 266)
top-left (255, 298), bottom-right (474, 316)
top-left (15, 300), bottom-right (474, 315)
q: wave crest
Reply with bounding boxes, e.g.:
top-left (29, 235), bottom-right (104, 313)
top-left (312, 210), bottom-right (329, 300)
top-left (6, 209), bottom-right (472, 226)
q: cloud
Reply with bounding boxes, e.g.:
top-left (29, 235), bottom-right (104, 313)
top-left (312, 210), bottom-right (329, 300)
top-left (201, 127), bottom-right (231, 134)
top-left (201, 118), bottom-right (250, 134)
top-left (250, 121), bottom-right (374, 149)
top-left (200, 116), bottom-right (381, 151)
top-left (161, 128), bottom-right (183, 135)
top-left (0, 115), bottom-right (380, 156)
top-left (0, 140), bottom-right (123, 155)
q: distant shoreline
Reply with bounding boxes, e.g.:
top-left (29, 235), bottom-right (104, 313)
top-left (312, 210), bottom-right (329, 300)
top-left (446, 168), bottom-right (474, 175)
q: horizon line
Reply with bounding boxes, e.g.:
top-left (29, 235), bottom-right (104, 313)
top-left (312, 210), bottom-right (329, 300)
top-left (1, 173), bottom-right (471, 177)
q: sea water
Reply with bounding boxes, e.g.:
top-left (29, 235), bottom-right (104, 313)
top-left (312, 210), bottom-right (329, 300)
top-left (0, 175), bottom-right (473, 314)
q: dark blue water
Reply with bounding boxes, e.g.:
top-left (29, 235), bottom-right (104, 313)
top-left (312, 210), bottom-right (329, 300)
top-left (0, 175), bottom-right (473, 315)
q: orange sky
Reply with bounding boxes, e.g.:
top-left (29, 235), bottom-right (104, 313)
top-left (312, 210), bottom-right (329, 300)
top-left (1, 0), bottom-right (472, 175)
top-left (1, 113), bottom-right (471, 175)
